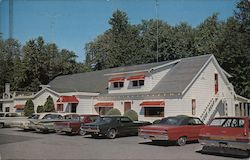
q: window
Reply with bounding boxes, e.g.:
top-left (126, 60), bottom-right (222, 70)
top-left (132, 80), bottom-right (144, 87)
top-left (113, 82), bottom-right (124, 88)
top-left (120, 117), bottom-right (132, 123)
top-left (5, 107), bottom-right (9, 112)
top-left (214, 73), bottom-right (219, 94)
top-left (188, 118), bottom-right (204, 125)
top-left (98, 107), bottom-right (112, 115)
top-left (192, 99), bottom-right (196, 115)
top-left (0, 103), bottom-right (3, 112)
top-left (57, 104), bottom-right (63, 112)
top-left (144, 107), bottom-right (164, 117)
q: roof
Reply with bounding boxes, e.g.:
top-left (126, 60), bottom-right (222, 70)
top-left (152, 54), bottom-right (212, 94)
top-left (48, 60), bottom-right (171, 93)
top-left (56, 96), bottom-right (79, 103)
top-left (48, 54), bottom-right (213, 95)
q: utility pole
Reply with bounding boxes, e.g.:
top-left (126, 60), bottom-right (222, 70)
top-left (155, 0), bottom-right (159, 62)
top-left (9, 0), bottom-right (13, 39)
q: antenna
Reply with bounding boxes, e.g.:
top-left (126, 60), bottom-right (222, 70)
top-left (42, 12), bottom-right (63, 42)
top-left (155, 0), bottom-right (159, 62)
top-left (9, 0), bottom-right (13, 38)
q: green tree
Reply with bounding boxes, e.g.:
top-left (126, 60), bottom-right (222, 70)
top-left (24, 99), bottom-right (34, 117)
top-left (37, 105), bottom-right (44, 113)
top-left (43, 96), bottom-right (55, 112)
top-left (124, 109), bottom-right (138, 121)
top-left (105, 108), bottom-right (121, 115)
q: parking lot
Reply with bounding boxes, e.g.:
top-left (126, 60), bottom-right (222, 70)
top-left (0, 128), bottom-right (248, 160)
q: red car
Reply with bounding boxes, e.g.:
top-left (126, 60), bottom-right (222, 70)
top-left (54, 114), bottom-right (99, 135)
top-left (199, 117), bottom-right (250, 156)
top-left (139, 116), bottom-right (205, 146)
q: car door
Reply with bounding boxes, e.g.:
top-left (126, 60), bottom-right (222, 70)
top-left (118, 117), bottom-right (134, 135)
top-left (186, 118), bottom-right (205, 140)
top-left (219, 118), bottom-right (248, 145)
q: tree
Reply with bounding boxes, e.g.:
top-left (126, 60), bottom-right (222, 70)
top-left (105, 108), bottom-right (121, 115)
top-left (24, 99), bottom-right (34, 117)
top-left (43, 96), bottom-right (55, 112)
top-left (124, 109), bottom-right (138, 121)
top-left (37, 105), bottom-right (44, 113)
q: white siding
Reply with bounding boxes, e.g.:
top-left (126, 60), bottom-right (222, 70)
top-left (76, 96), bottom-right (95, 114)
top-left (32, 90), bottom-right (59, 113)
top-left (183, 60), bottom-right (234, 119)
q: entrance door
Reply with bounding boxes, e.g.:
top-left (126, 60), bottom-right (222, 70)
top-left (124, 102), bottom-right (131, 113)
top-left (71, 103), bottom-right (77, 113)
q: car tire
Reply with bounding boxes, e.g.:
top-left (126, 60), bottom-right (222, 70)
top-left (177, 136), bottom-right (187, 146)
top-left (0, 123), bottom-right (4, 128)
top-left (106, 128), bottom-right (117, 139)
top-left (79, 130), bottom-right (86, 136)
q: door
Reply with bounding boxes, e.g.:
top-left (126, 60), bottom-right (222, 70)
top-left (71, 103), bottom-right (77, 113)
top-left (124, 102), bottom-right (131, 113)
top-left (186, 118), bottom-right (205, 140)
top-left (118, 117), bottom-right (134, 135)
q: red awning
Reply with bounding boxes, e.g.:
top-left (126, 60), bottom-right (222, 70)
top-left (140, 101), bottom-right (165, 107)
top-left (57, 96), bottom-right (79, 103)
top-left (109, 77), bottom-right (125, 82)
top-left (14, 104), bottom-right (25, 109)
top-left (94, 102), bottom-right (114, 107)
top-left (127, 75), bottom-right (145, 81)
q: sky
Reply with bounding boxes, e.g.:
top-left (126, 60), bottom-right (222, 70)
top-left (0, 0), bottom-right (238, 62)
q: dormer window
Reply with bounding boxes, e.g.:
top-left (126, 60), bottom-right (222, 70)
top-left (113, 82), bottom-right (124, 88)
top-left (132, 80), bottom-right (144, 87)
top-left (109, 77), bottom-right (125, 89)
top-left (127, 75), bottom-right (145, 87)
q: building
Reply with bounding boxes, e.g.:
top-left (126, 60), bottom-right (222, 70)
top-left (0, 54), bottom-right (249, 122)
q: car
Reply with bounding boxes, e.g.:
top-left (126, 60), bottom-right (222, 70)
top-left (80, 115), bottom-right (151, 139)
top-left (0, 112), bottom-right (28, 128)
top-left (54, 114), bottom-right (99, 135)
top-left (19, 113), bottom-right (61, 130)
top-left (34, 113), bottom-right (68, 133)
top-left (138, 115), bottom-right (205, 146)
top-left (199, 116), bottom-right (250, 156)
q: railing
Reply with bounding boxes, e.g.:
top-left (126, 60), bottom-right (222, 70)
top-left (200, 93), bottom-right (221, 122)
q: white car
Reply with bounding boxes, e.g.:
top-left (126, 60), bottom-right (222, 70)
top-left (0, 112), bottom-right (28, 128)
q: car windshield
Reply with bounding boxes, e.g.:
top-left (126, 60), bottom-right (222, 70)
top-left (29, 114), bottom-right (40, 119)
top-left (95, 117), bottom-right (112, 123)
top-left (43, 114), bottom-right (62, 120)
top-left (158, 117), bottom-right (183, 125)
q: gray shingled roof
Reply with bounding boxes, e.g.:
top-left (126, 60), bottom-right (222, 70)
top-left (48, 54), bottom-right (212, 94)
top-left (151, 54), bottom-right (212, 94)
top-left (48, 60), bottom-right (171, 93)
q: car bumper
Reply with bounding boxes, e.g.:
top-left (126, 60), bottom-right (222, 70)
top-left (139, 132), bottom-right (168, 141)
top-left (35, 125), bottom-right (54, 132)
top-left (81, 128), bottom-right (100, 134)
top-left (199, 139), bottom-right (250, 151)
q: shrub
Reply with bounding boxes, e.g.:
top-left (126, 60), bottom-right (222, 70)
top-left (43, 96), bottom-right (55, 112)
top-left (124, 109), bottom-right (138, 121)
top-left (24, 99), bottom-right (34, 117)
top-left (37, 105), bottom-right (44, 113)
top-left (105, 108), bottom-right (121, 115)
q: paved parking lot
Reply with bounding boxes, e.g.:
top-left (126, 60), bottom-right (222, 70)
top-left (0, 128), bottom-right (248, 160)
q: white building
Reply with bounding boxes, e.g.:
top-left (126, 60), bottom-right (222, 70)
top-left (0, 54), bottom-right (249, 123)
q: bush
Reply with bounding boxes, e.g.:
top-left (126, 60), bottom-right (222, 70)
top-left (124, 109), bottom-right (138, 121)
top-left (43, 96), bottom-right (55, 112)
top-left (24, 99), bottom-right (34, 117)
top-left (37, 105), bottom-right (44, 113)
top-left (105, 108), bottom-right (121, 115)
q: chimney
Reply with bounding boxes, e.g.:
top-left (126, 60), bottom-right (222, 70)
top-left (5, 83), bottom-right (10, 93)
